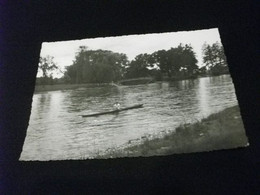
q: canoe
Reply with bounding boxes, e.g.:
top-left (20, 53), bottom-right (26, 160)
top-left (81, 104), bottom-right (143, 117)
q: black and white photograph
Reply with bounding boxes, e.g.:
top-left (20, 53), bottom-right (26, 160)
top-left (19, 28), bottom-right (248, 161)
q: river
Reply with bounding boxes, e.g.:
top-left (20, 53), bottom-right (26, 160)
top-left (20, 75), bottom-right (239, 160)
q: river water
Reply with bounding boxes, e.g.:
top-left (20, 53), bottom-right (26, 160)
top-left (20, 75), bottom-right (239, 161)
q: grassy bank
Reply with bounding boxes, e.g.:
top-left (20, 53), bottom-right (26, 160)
top-left (96, 105), bottom-right (248, 159)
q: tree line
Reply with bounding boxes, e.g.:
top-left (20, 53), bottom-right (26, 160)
top-left (37, 42), bottom-right (229, 85)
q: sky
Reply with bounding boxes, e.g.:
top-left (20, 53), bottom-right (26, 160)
top-left (39, 28), bottom-right (222, 78)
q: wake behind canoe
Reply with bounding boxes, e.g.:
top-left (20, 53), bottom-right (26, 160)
top-left (81, 104), bottom-right (143, 117)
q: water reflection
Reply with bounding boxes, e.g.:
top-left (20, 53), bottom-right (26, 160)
top-left (197, 77), bottom-right (210, 116)
top-left (177, 79), bottom-right (196, 90)
top-left (20, 75), bottom-right (239, 160)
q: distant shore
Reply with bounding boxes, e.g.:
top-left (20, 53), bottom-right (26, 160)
top-left (95, 105), bottom-right (248, 159)
top-left (34, 74), bottom-right (230, 93)
top-left (34, 83), bottom-right (111, 93)
top-left (34, 77), bottom-right (154, 93)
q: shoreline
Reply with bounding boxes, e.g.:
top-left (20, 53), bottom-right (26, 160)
top-left (95, 105), bottom-right (248, 159)
top-left (34, 74), bottom-right (230, 93)
top-left (34, 83), bottom-right (111, 93)
top-left (34, 77), bottom-right (154, 93)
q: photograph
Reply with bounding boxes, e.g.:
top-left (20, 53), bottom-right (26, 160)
top-left (19, 28), bottom-right (248, 161)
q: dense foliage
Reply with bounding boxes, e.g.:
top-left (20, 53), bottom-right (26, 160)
top-left (151, 44), bottom-right (198, 79)
top-left (64, 44), bottom-right (199, 83)
top-left (202, 42), bottom-right (229, 75)
top-left (66, 46), bottom-right (128, 84)
top-left (37, 55), bottom-right (58, 85)
top-left (37, 42), bottom-right (230, 85)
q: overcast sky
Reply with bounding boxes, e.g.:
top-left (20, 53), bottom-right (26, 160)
top-left (39, 28), bottom-right (221, 78)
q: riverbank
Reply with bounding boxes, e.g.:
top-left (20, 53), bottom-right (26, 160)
top-left (34, 83), bottom-right (111, 93)
top-left (119, 77), bottom-right (154, 85)
top-left (96, 105), bottom-right (248, 158)
top-left (34, 77), bottom-right (154, 92)
top-left (34, 74), bottom-right (231, 93)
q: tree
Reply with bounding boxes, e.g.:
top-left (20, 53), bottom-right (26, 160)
top-left (64, 65), bottom-right (76, 83)
top-left (202, 42), bottom-right (228, 75)
top-left (38, 55), bottom-right (58, 84)
top-left (73, 46), bottom-right (88, 83)
top-left (65, 47), bottom-right (129, 83)
top-left (125, 53), bottom-right (153, 78)
top-left (178, 44), bottom-right (198, 77)
top-left (151, 44), bottom-right (198, 79)
top-left (151, 49), bottom-right (171, 77)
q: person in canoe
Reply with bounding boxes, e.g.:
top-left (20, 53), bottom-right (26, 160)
top-left (81, 103), bottom-right (143, 117)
